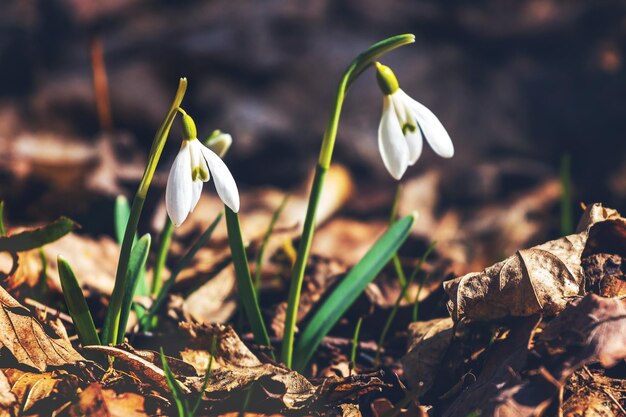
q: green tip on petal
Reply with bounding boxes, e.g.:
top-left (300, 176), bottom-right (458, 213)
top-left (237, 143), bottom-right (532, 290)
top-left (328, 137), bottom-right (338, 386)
top-left (375, 62), bottom-right (399, 96)
top-left (191, 166), bottom-right (209, 181)
top-left (181, 112), bottom-right (197, 141)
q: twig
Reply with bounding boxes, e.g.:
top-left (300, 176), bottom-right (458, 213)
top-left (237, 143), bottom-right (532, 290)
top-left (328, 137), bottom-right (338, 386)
top-left (24, 297), bottom-right (73, 323)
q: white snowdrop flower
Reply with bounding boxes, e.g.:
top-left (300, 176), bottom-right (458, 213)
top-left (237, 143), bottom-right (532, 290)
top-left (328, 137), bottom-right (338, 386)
top-left (166, 111), bottom-right (240, 227)
top-left (375, 62), bottom-right (454, 180)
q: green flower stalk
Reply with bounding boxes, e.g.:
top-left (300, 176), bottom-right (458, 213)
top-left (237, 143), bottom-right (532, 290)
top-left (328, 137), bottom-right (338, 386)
top-left (281, 34), bottom-right (416, 368)
top-left (102, 78), bottom-right (187, 345)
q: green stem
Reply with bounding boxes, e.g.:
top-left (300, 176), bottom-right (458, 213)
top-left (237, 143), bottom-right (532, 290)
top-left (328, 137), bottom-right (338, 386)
top-left (281, 34), bottom-right (415, 367)
top-left (102, 78), bottom-right (187, 345)
top-left (152, 219), bottom-right (174, 295)
top-left (225, 207), bottom-right (273, 356)
top-left (389, 184), bottom-right (408, 288)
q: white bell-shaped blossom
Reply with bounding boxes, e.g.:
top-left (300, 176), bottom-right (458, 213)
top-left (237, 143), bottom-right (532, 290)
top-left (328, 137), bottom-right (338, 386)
top-left (166, 112), bottom-right (239, 226)
top-left (376, 62), bottom-right (454, 180)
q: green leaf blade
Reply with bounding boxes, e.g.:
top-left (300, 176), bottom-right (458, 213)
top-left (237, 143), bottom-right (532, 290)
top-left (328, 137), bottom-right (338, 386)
top-left (0, 217), bottom-right (77, 253)
top-left (117, 233), bottom-right (151, 344)
top-left (292, 214), bottom-right (415, 371)
top-left (224, 207), bottom-right (273, 355)
top-left (114, 195), bottom-right (131, 245)
top-left (58, 256), bottom-right (100, 346)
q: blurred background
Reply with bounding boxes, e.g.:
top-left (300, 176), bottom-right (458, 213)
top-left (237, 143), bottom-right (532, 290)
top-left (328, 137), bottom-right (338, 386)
top-left (0, 0), bottom-right (625, 245)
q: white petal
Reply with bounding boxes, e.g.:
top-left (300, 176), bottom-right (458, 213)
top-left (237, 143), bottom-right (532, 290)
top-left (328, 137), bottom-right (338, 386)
top-left (166, 141), bottom-right (193, 227)
top-left (378, 95), bottom-right (409, 180)
top-left (400, 90), bottom-right (454, 158)
top-left (199, 145), bottom-right (240, 213)
top-left (392, 94), bottom-right (423, 165)
top-left (189, 180), bottom-right (203, 213)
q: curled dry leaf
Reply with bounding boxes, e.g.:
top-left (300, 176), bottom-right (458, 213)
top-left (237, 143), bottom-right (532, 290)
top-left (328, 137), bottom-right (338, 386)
top-left (0, 285), bottom-right (83, 371)
top-left (176, 323), bottom-right (386, 411)
top-left (443, 204), bottom-right (624, 321)
top-left (82, 345), bottom-right (190, 395)
top-left (178, 322), bottom-right (315, 410)
top-left (400, 318), bottom-right (454, 395)
top-left (3, 369), bottom-right (81, 416)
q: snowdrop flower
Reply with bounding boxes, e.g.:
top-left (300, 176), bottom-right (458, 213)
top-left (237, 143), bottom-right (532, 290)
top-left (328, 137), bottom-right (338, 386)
top-left (375, 62), bottom-right (454, 180)
top-left (166, 111), bottom-right (239, 227)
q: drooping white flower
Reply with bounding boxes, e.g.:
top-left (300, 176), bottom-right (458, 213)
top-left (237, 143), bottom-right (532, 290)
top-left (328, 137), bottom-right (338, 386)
top-left (166, 112), bottom-right (239, 227)
top-left (375, 62), bottom-right (454, 180)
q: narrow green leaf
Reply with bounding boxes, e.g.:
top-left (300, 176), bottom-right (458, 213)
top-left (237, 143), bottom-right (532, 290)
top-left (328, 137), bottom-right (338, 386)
top-left (114, 195), bottom-right (149, 297)
top-left (117, 233), bottom-right (151, 344)
top-left (0, 217), bottom-right (76, 253)
top-left (190, 337), bottom-right (215, 416)
top-left (114, 195), bottom-right (131, 245)
top-left (255, 194), bottom-right (289, 290)
top-left (350, 317), bottom-right (363, 373)
top-left (0, 201), bottom-right (6, 237)
top-left (160, 348), bottom-right (190, 417)
top-left (375, 242), bottom-right (435, 365)
top-left (224, 207), bottom-right (273, 355)
top-left (152, 218), bottom-right (175, 296)
top-left (58, 256), bottom-right (100, 346)
top-left (142, 213), bottom-right (222, 329)
top-left (293, 214), bottom-right (415, 371)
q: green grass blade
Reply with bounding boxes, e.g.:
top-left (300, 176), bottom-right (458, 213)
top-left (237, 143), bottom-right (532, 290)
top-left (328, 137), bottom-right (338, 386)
top-left (117, 233), bottom-right (151, 344)
top-left (114, 195), bottom-right (131, 245)
top-left (0, 217), bottom-right (76, 252)
top-left (114, 195), bottom-right (149, 297)
top-left (0, 201), bottom-right (6, 237)
top-left (255, 194), bottom-right (289, 290)
top-left (224, 207), bottom-right (273, 355)
top-left (152, 218), bottom-right (175, 295)
top-left (160, 348), bottom-right (190, 417)
top-left (292, 214), bottom-right (415, 371)
top-left (57, 256), bottom-right (101, 346)
top-left (411, 242), bottom-right (436, 322)
top-left (350, 317), bottom-right (363, 374)
top-left (375, 242), bottom-right (435, 365)
top-left (142, 213), bottom-right (222, 329)
top-left (190, 337), bottom-right (216, 416)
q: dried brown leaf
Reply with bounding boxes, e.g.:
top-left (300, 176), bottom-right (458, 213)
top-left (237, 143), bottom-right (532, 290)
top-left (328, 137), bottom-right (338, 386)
top-left (62, 382), bottom-right (148, 417)
top-left (443, 294), bottom-right (626, 417)
top-left (400, 317), bottom-right (454, 395)
top-left (0, 371), bottom-right (15, 415)
top-left (82, 345), bottom-right (190, 395)
top-left (443, 204), bottom-right (623, 321)
top-left (0, 285), bottom-right (83, 371)
top-left (178, 323), bottom-right (315, 410)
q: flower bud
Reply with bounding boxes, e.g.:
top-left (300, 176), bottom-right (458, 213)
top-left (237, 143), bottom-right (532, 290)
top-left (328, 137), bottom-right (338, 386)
top-left (181, 112), bottom-right (197, 141)
top-left (375, 62), bottom-right (399, 96)
top-left (205, 130), bottom-right (233, 158)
